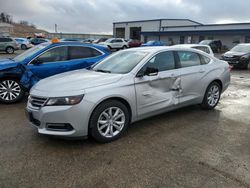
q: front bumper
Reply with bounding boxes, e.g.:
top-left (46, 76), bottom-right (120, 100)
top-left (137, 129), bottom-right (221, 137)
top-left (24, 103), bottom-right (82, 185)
top-left (26, 99), bottom-right (95, 138)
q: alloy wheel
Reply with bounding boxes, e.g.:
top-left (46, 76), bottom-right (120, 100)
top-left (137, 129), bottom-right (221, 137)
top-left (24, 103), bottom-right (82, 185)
top-left (0, 80), bottom-right (21, 101)
top-left (6, 47), bottom-right (14, 54)
top-left (97, 107), bottom-right (125, 138)
top-left (207, 85), bottom-right (220, 107)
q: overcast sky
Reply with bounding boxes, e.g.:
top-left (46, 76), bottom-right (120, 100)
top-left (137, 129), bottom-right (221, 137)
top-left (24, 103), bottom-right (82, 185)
top-left (1, 0), bottom-right (250, 34)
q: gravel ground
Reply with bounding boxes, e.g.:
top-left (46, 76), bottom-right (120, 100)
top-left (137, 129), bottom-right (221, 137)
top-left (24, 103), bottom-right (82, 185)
top-left (0, 51), bottom-right (250, 188)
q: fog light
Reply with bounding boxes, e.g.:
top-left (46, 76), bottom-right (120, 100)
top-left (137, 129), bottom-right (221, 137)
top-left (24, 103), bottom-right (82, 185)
top-left (46, 123), bottom-right (74, 131)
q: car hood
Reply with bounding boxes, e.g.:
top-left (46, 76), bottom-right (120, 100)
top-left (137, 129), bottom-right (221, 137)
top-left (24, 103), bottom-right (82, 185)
top-left (0, 59), bottom-right (18, 71)
top-left (223, 51), bottom-right (247, 57)
top-left (32, 69), bottom-right (123, 92)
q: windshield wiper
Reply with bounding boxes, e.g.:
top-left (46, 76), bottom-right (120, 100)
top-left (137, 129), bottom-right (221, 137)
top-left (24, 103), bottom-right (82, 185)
top-left (95, 69), bottom-right (111, 73)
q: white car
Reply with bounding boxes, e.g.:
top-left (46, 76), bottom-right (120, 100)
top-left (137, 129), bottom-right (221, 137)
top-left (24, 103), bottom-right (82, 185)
top-left (174, 44), bottom-right (214, 56)
top-left (99, 38), bottom-right (129, 50)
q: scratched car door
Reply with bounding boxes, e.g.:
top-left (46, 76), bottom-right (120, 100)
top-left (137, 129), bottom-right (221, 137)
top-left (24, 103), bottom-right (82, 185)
top-left (134, 51), bottom-right (181, 116)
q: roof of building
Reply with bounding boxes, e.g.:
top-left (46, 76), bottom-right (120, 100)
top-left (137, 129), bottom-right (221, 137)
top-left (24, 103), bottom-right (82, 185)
top-left (113, 18), bottom-right (202, 25)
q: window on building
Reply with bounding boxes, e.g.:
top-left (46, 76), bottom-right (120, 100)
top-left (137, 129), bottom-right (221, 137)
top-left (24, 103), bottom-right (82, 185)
top-left (232, 36), bottom-right (241, 44)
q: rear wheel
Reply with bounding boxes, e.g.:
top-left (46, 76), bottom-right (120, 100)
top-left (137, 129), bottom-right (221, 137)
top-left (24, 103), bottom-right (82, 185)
top-left (21, 44), bottom-right (27, 50)
top-left (89, 100), bottom-right (130, 143)
top-left (201, 82), bottom-right (221, 110)
top-left (0, 78), bottom-right (25, 104)
top-left (5, 47), bottom-right (14, 54)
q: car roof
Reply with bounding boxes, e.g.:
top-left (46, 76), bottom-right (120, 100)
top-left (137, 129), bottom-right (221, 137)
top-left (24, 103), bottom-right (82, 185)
top-left (236, 43), bottom-right (250, 46)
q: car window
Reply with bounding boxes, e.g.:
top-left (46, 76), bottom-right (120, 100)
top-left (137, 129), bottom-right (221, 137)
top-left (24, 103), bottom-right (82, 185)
top-left (141, 51), bottom-right (175, 72)
top-left (116, 39), bottom-right (123, 43)
top-left (177, 51), bottom-right (201, 68)
top-left (0, 38), bottom-right (12, 42)
top-left (35, 46), bottom-right (68, 64)
top-left (200, 55), bottom-right (211, 65)
top-left (193, 46), bottom-right (210, 54)
top-left (69, 46), bottom-right (102, 60)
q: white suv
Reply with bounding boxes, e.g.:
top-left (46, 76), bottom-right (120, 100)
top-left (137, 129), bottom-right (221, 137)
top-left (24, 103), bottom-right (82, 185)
top-left (99, 38), bottom-right (129, 50)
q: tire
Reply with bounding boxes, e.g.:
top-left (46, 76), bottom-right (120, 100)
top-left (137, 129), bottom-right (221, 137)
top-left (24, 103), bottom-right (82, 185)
top-left (107, 45), bottom-right (112, 50)
top-left (89, 100), bottom-right (130, 143)
top-left (5, 47), bottom-right (14, 54)
top-left (201, 81), bottom-right (221, 110)
top-left (0, 78), bottom-right (25, 104)
top-left (21, 44), bottom-right (27, 50)
top-left (122, 45), bottom-right (127, 49)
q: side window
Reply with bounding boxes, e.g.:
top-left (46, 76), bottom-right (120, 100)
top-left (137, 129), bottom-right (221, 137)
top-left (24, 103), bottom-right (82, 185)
top-left (116, 39), bottom-right (123, 43)
top-left (200, 55), bottom-right (211, 65)
top-left (0, 38), bottom-right (4, 42)
top-left (140, 51), bottom-right (175, 73)
top-left (35, 46), bottom-right (68, 64)
top-left (69, 46), bottom-right (102, 60)
top-left (177, 51), bottom-right (201, 68)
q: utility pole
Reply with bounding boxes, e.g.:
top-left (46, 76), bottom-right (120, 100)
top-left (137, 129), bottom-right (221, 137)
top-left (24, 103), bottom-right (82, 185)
top-left (55, 24), bottom-right (58, 33)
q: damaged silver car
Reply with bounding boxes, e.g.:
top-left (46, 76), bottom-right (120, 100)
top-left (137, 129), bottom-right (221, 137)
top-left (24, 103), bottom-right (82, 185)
top-left (26, 47), bottom-right (231, 143)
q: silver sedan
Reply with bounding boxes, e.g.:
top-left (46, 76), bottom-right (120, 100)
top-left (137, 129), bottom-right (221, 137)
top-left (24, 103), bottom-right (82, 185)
top-left (26, 47), bottom-right (231, 143)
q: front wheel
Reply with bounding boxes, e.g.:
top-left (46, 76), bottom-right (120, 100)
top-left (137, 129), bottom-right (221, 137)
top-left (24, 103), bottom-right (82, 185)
top-left (201, 82), bottom-right (221, 110)
top-left (89, 100), bottom-right (130, 143)
top-left (21, 44), bottom-right (27, 50)
top-left (0, 79), bottom-right (25, 104)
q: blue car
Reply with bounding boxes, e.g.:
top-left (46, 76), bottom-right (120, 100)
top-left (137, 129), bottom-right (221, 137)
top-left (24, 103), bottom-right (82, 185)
top-left (141, 41), bottom-right (166, 47)
top-left (0, 41), bottom-right (110, 103)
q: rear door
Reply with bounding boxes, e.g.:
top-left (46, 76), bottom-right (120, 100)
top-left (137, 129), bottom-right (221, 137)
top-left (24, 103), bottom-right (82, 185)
top-left (176, 50), bottom-right (210, 104)
top-left (134, 51), bottom-right (181, 116)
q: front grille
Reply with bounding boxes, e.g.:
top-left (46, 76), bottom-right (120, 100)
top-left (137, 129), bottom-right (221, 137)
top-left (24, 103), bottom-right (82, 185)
top-left (222, 56), bottom-right (240, 61)
top-left (29, 95), bottom-right (48, 108)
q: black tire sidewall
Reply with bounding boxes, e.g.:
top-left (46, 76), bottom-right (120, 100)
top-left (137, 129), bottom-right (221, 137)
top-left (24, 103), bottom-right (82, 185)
top-left (201, 82), bottom-right (221, 110)
top-left (0, 78), bottom-right (25, 104)
top-left (89, 100), bottom-right (130, 143)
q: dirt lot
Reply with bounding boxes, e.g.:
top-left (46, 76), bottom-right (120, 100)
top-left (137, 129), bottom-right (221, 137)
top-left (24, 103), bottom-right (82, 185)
top-left (0, 51), bottom-right (250, 188)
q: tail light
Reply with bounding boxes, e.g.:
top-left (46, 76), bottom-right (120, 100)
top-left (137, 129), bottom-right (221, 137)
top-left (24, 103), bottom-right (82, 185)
top-left (229, 65), bottom-right (233, 71)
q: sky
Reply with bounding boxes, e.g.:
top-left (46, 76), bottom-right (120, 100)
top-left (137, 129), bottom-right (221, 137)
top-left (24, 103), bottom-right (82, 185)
top-left (1, 0), bottom-right (250, 34)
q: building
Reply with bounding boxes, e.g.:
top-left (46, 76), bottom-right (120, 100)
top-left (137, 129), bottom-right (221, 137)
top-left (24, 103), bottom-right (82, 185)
top-left (48, 32), bottom-right (112, 40)
top-left (113, 19), bottom-right (250, 49)
top-left (0, 22), bottom-right (13, 37)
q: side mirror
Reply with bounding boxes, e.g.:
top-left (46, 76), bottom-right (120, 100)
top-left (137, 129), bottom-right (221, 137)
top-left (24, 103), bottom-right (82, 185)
top-left (136, 67), bottom-right (158, 77)
top-left (144, 67), bottom-right (158, 76)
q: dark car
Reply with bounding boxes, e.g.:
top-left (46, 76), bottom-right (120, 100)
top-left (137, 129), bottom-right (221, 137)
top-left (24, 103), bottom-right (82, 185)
top-left (30, 38), bottom-right (49, 45)
top-left (0, 37), bottom-right (19, 54)
top-left (221, 43), bottom-right (250, 69)
top-left (128, 39), bottom-right (142, 47)
top-left (0, 41), bottom-right (110, 103)
top-left (93, 38), bottom-right (108, 44)
top-left (199, 40), bottom-right (222, 53)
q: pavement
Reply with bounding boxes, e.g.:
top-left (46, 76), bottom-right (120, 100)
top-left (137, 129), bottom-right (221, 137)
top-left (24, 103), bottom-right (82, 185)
top-left (0, 51), bottom-right (250, 188)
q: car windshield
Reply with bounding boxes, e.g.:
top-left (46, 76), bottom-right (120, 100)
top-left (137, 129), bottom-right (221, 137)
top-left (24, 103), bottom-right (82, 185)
top-left (199, 40), bottom-right (211, 45)
top-left (13, 43), bottom-right (49, 62)
top-left (92, 50), bottom-right (148, 74)
top-left (231, 45), bottom-right (250, 53)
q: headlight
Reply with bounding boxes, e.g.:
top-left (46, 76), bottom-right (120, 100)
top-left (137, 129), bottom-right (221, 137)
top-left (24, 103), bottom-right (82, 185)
top-left (45, 95), bottom-right (84, 106)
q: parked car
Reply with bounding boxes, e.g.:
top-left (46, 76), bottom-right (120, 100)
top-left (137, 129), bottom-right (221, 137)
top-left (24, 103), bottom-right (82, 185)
top-left (93, 38), bottom-right (108, 44)
top-left (141, 41), bottom-right (166, 47)
top-left (26, 46), bottom-right (231, 143)
top-left (221, 43), bottom-right (250, 69)
top-left (60, 38), bottom-right (82, 42)
top-left (82, 38), bottom-right (95, 43)
top-left (0, 37), bottom-right (19, 54)
top-left (174, 44), bottom-right (214, 56)
top-left (0, 41), bottom-right (110, 103)
top-left (199, 40), bottom-right (222, 53)
top-left (99, 38), bottom-right (129, 50)
top-left (128, 39), bottom-right (142, 48)
top-left (30, 38), bottom-right (49, 45)
top-left (15, 38), bottom-right (33, 50)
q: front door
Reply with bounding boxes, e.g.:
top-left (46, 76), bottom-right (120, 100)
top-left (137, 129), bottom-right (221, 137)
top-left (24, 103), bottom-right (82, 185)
top-left (134, 51), bottom-right (181, 116)
top-left (28, 46), bottom-right (69, 79)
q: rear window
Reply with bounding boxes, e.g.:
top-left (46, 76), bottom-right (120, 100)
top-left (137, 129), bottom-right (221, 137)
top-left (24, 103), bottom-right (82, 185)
top-left (69, 46), bottom-right (102, 59)
top-left (192, 46), bottom-right (210, 54)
